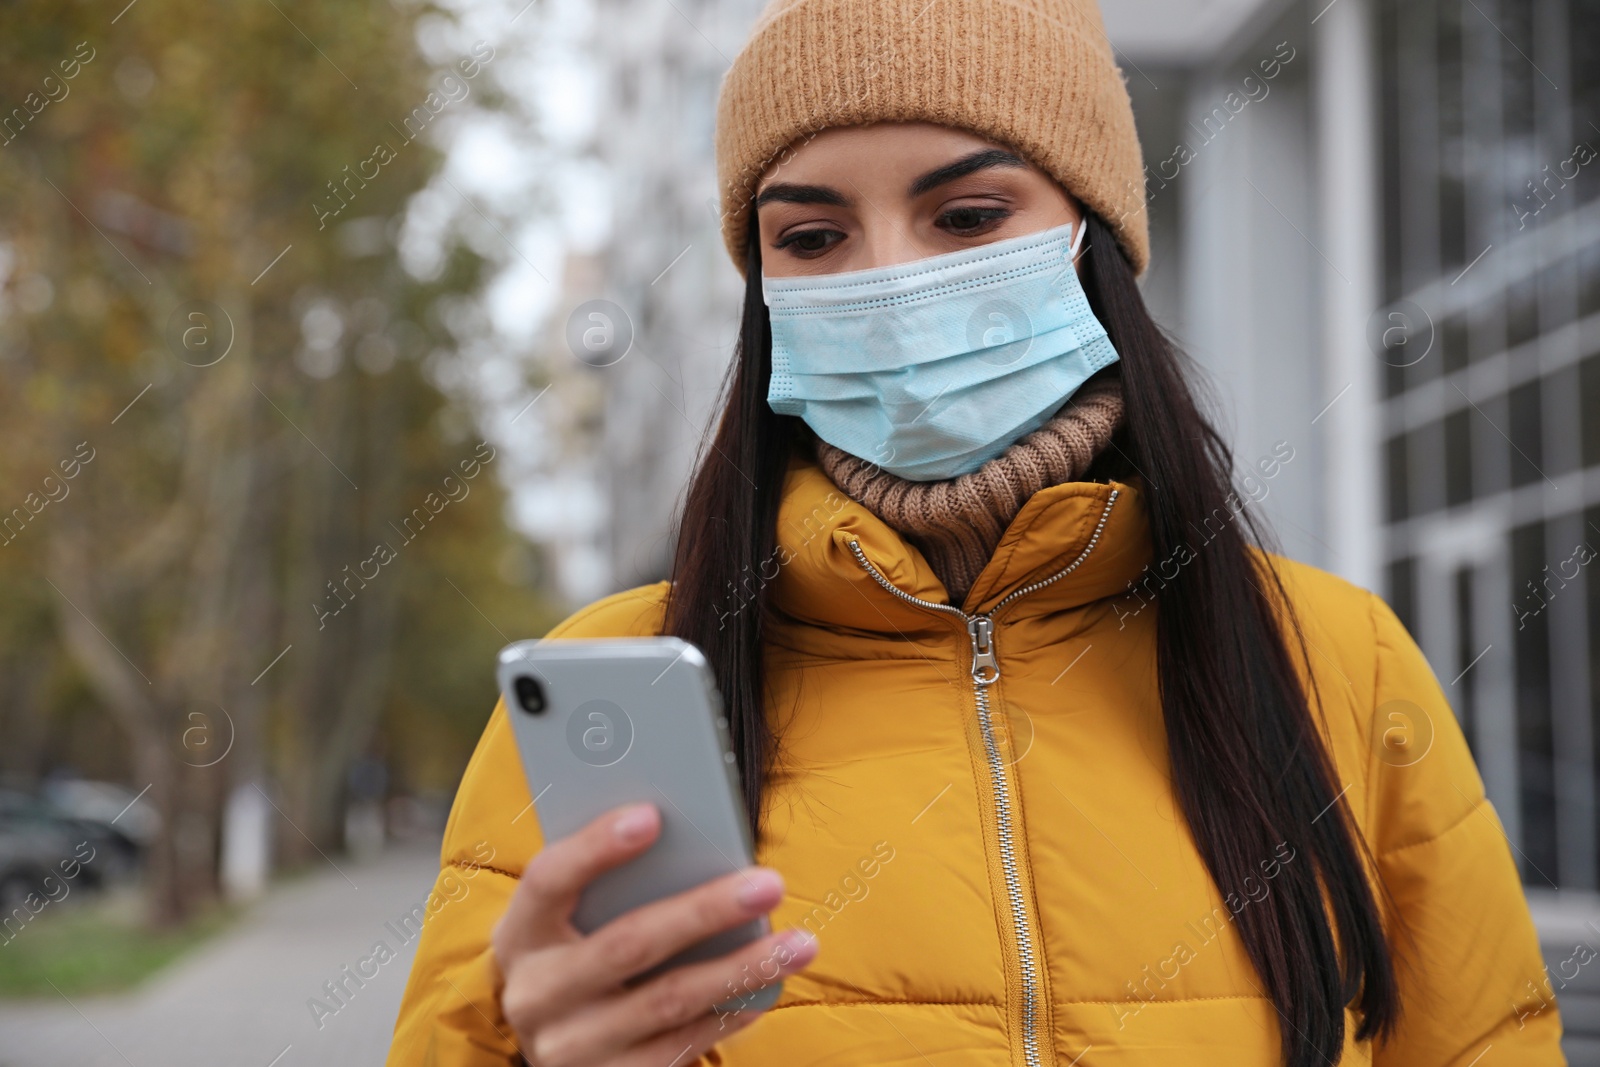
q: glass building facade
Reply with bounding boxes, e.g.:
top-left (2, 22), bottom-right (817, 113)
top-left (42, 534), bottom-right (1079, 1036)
top-left (1376, 0), bottom-right (1600, 891)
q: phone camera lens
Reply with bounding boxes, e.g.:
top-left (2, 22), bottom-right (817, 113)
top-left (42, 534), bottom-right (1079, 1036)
top-left (514, 675), bottom-right (547, 716)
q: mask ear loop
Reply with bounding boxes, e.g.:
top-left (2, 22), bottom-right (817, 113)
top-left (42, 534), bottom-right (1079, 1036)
top-left (1068, 217), bottom-right (1088, 264)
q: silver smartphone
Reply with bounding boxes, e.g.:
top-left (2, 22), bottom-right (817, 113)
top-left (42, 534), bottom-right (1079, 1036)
top-left (496, 636), bottom-right (782, 1013)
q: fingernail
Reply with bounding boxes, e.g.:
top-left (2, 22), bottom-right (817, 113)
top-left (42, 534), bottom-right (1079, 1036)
top-left (736, 868), bottom-right (784, 908)
top-left (781, 928), bottom-right (818, 962)
top-left (613, 803), bottom-right (656, 843)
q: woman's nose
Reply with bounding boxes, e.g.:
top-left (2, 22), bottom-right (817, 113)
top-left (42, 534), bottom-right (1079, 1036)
top-left (852, 219), bottom-right (938, 271)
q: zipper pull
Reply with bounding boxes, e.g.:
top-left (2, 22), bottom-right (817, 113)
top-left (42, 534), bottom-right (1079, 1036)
top-left (968, 616), bottom-right (999, 685)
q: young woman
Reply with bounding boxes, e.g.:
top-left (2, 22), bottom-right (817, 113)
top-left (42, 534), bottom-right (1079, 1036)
top-left (389, 0), bottom-right (1563, 1063)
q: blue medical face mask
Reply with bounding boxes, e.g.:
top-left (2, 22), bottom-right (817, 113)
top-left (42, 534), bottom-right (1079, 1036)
top-left (762, 218), bottom-right (1119, 482)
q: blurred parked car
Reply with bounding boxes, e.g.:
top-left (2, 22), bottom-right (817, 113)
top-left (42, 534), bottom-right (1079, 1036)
top-left (41, 777), bottom-right (160, 847)
top-left (0, 787), bottom-right (142, 888)
top-left (0, 806), bottom-right (82, 913)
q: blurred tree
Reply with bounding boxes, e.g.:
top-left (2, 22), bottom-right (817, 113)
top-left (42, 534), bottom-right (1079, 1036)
top-left (0, 0), bottom-right (559, 925)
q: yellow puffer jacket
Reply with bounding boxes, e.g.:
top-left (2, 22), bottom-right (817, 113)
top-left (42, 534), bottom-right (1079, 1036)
top-left (388, 453), bottom-right (1565, 1065)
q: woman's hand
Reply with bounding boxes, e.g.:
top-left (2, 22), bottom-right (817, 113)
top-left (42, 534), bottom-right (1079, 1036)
top-left (491, 801), bottom-right (818, 1067)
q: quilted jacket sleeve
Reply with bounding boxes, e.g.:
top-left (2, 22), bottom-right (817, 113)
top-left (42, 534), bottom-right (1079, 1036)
top-left (384, 583), bottom-right (724, 1066)
top-left (1363, 592), bottom-right (1566, 1065)
top-left (385, 698), bottom-right (536, 1067)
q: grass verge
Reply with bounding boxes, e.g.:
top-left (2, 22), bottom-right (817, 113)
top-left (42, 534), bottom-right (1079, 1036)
top-left (0, 901), bottom-right (234, 998)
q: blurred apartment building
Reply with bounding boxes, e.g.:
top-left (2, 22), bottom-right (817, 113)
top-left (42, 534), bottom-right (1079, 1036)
top-left (550, 0), bottom-right (762, 597)
top-left (1111, 0), bottom-right (1600, 911)
top-left (564, 0), bottom-right (1600, 1028)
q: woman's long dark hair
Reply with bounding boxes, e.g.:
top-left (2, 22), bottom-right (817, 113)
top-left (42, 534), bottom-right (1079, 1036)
top-left (662, 212), bottom-right (1399, 1064)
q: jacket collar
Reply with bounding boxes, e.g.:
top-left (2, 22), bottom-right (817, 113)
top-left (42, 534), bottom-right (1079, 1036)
top-left (769, 450), bottom-right (1154, 636)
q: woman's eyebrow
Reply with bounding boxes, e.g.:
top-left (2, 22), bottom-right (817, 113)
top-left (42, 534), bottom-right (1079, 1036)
top-left (908, 148), bottom-right (1026, 196)
top-left (754, 183), bottom-right (851, 208)
top-left (753, 148), bottom-right (1025, 208)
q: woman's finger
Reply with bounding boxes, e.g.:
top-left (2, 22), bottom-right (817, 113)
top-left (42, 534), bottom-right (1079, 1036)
top-left (494, 802), bottom-right (661, 956)
top-left (505, 863), bottom-right (786, 1025)
top-left (531, 925), bottom-right (817, 1064)
top-left (609, 1003), bottom-right (764, 1067)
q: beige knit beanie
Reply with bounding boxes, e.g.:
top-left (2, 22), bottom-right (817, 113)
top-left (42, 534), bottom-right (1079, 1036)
top-left (713, 0), bottom-right (1149, 277)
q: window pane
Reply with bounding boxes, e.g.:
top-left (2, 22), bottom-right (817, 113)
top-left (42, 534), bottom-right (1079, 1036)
top-left (1509, 379), bottom-right (1544, 487)
top-left (1385, 357), bottom-right (1408, 399)
top-left (1506, 274), bottom-right (1540, 350)
top-left (1446, 408), bottom-right (1472, 505)
top-left (1546, 364), bottom-right (1582, 479)
top-left (1455, 565), bottom-right (1477, 755)
top-left (1408, 320), bottom-right (1444, 388)
top-left (1581, 242), bottom-right (1600, 320)
top-left (1387, 555), bottom-right (1418, 636)
top-left (1571, 0), bottom-right (1600, 206)
top-left (1588, 504), bottom-right (1600, 874)
top-left (1512, 519), bottom-right (1558, 886)
top-left (1437, 0), bottom-right (1466, 268)
top-left (1470, 289), bottom-right (1504, 363)
top-left (1387, 432), bottom-right (1410, 522)
top-left (1497, 0), bottom-right (1539, 221)
top-left (1414, 418), bottom-right (1447, 516)
top-left (1582, 353), bottom-right (1600, 470)
top-left (1475, 391), bottom-right (1512, 498)
top-left (1538, 258), bottom-right (1576, 336)
top-left (1441, 311), bottom-right (1469, 375)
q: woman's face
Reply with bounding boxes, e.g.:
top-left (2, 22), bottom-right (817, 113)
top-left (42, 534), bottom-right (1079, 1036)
top-left (754, 122), bottom-right (1083, 279)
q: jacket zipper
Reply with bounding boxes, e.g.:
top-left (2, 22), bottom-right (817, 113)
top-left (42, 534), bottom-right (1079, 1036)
top-left (844, 489), bottom-right (1119, 1067)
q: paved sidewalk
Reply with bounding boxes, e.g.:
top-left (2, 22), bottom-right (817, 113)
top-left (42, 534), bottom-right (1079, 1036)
top-left (0, 842), bottom-right (443, 1067)
top-left (1530, 890), bottom-right (1600, 1065)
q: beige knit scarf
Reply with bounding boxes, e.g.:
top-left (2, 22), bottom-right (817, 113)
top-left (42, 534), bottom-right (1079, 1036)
top-left (813, 373), bottom-right (1124, 605)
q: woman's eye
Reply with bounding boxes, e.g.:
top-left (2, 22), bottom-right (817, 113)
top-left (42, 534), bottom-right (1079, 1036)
top-left (775, 228), bottom-right (843, 257)
top-left (938, 206), bottom-right (1008, 236)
